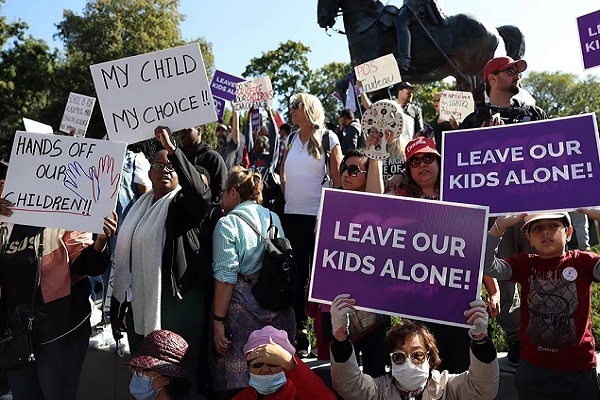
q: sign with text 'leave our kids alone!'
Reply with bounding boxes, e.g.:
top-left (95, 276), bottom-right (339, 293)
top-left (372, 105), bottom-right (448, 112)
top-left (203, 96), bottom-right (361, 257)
top-left (308, 189), bottom-right (488, 328)
top-left (90, 43), bottom-right (216, 144)
top-left (441, 114), bottom-right (600, 215)
top-left (1, 131), bottom-right (126, 233)
top-left (577, 9), bottom-right (600, 70)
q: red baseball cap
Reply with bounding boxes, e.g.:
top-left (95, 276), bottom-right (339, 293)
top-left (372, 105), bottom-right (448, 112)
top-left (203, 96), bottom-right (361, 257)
top-left (405, 137), bottom-right (440, 162)
top-left (484, 56), bottom-right (527, 79)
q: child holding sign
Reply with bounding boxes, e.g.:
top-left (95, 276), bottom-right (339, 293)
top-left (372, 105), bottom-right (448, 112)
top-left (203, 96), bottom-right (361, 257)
top-left (485, 210), bottom-right (600, 399)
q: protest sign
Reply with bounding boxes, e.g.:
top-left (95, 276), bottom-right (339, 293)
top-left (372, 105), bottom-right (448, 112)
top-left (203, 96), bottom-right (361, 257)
top-left (59, 92), bottom-right (96, 137)
top-left (22, 118), bottom-right (53, 134)
top-left (439, 90), bottom-right (474, 123)
top-left (90, 43), bottom-right (216, 143)
top-left (213, 97), bottom-right (225, 123)
top-left (354, 54), bottom-right (402, 93)
top-left (1, 131), bottom-right (126, 233)
top-left (577, 9), bottom-right (600, 70)
top-left (210, 70), bottom-right (244, 102)
top-left (309, 189), bottom-right (488, 327)
top-left (234, 76), bottom-right (273, 110)
top-left (441, 114), bottom-right (600, 215)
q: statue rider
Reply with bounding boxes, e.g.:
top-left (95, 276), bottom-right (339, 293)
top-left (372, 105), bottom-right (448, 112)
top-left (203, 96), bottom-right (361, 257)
top-left (394, 0), bottom-right (448, 75)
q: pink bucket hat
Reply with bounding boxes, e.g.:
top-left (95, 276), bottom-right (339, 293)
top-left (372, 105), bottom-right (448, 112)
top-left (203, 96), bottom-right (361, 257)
top-left (243, 326), bottom-right (296, 355)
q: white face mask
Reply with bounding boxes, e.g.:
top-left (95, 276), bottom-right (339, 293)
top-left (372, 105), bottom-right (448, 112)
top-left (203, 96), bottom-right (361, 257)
top-left (391, 358), bottom-right (430, 391)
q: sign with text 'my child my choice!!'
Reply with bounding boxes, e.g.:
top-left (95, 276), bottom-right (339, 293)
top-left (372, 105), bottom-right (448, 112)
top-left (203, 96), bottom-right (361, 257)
top-left (577, 9), bottom-right (600, 70)
top-left (354, 54), bottom-right (402, 94)
top-left (235, 76), bottom-right (273, 110)
top-left (59, 92), bottom-right (96, 137)
top-left (441, 114), bottom-right (600, 215)
top-left (90, 43), bottom-right (216, 144)
top-left (1, 131), bottom-right (126, 233)
top-left (309, 189), bottom-right (488, 328)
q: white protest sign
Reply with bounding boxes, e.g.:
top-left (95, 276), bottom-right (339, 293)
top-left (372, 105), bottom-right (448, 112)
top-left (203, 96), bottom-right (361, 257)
top-left (354, 54), bottom-right (402, 94)
top-left (234, 76), bottom-right (274, 110)
top-left (1, 131), bottom-right (127, 233)
top-left (22, 118), bottom-right (53, 134)
top-left (59, 92), bottom-right (96, 137)
top-left (439, 90), bottom-right (474, 123)
top-left (90, 43), bottom-right (216, 143)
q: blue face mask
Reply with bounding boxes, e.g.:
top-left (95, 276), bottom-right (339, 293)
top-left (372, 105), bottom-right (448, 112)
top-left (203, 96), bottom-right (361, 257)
top-left (129, 374), bottom-right (160, 400)
top-left (249, 371), bottom-right (287, 395)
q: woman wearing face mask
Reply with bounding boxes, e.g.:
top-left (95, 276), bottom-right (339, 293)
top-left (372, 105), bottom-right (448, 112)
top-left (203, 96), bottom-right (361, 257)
top-left (125, 329), bottom-right (203, 400)
top-left (232, 326), bottom-right (336, 400)
top-left (329, 294), bottom-right (499, 400)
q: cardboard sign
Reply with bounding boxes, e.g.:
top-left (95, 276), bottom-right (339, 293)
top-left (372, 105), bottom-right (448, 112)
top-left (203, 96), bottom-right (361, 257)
top-left (441, 114), bottom-right (600, 215)
top-left (1, 131), bottom-right (126, 233)
top-left (577, 9), bottom-right (600, 70)
top-left (309, 189), bottom-right (488, 328)
top-left (59, 92), bottom-right (96, 137)
top-left (235, 76), bottom-right (273, 110)
top-left (210, 70), bottom-right (244, 102)
top-left (439, 90), bottom-right (474, 123)
top-left (354, 54), bottom-right (402, 94)
top-left (22, 118), bottom-right (53, 134)
top-left (90, 43), bottom-right (216, 143)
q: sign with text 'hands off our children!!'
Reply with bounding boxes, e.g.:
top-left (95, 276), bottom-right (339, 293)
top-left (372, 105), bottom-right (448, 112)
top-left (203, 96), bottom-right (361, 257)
top-left (354, 54), bottom-right (402, 94)
top-left (59, 92), bottom-right (96, 137)
top-left (309, 189), bottom-right (488, 328)
top-left (439, 90), bottom-right (474, 123)
top-left (234, 76), bottom-right (274, 110)
top-left (577, 9), bottom-right (600, 70)
top-left (441, 114), bottom-right (600, 215)
top-left (1, 131), bottom-right (126, 233)
top-left (90, 43), bottom-right (216, 144)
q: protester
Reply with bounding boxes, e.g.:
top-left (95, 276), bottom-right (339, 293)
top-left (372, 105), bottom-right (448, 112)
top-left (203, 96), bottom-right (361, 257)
top-left (338, 109), bottom-right (363, 153)
top-left (249, 136), bottom-right (270, 176)
top-left (210, 166), bottom-right (295, 399)
top-left (485, 210), bottom-right (600, 399)
top-left (279, 93), bottom-right (343, 356)
top-left (276, 124), bottom-right (290, 174)
top-left (111, 126), bottom-right (213, 392)
top-left (232, 326), bottom-right (336, 400)
top-left (329, 294), bottom-right (499, 400)
top-left (426, 92), bottom-right (459, 154)
top-left (0, 200), bottom-right (117, 400)
top-left (216, 105), bottom-right (241, 171)
top-left (125, 329), bottom-right (204, 400)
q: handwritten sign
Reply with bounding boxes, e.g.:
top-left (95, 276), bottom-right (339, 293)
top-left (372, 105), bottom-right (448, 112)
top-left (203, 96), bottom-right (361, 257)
top-left (441, 114), bottom-right (600, 215)
top-left (1, 131), bottom-right (126, 233)
top-left (90, 43), bottom-right (216, 143)
top-left (439, 90), bottom-right (474, 123)
top-left (235, 76), bottom-right (273, 110)
top-left (210, 70), bottom-right (244, 102)
top-left (59, 92), bottom-right (96, 137)
top-left (23, 118), bottom-right (53, 134)
top-left (309, 189), bottom-right (488, 327)
top-left (577, 9), bottom-right (600, 70)
top-left (354, 54), bottom-right (402, 94)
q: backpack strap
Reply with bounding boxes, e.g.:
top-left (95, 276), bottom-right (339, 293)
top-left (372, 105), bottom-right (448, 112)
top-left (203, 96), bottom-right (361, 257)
top-left (321, 130), bottom-right (331, 185)
top-left (230, 212), bottom-right (266, 242)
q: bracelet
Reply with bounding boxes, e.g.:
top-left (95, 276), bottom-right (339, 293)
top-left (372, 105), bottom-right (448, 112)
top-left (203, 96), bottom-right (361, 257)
top-left (212, 314), bottom-right (226, 322)
top-left (493, 220), bottom-right (503, 235)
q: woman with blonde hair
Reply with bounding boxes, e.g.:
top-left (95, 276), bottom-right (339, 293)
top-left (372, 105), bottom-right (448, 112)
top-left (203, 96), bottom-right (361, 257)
top-left (280, 93), bottom-right (343, 355)
top-left (210, 166), bottom-right (295, 399)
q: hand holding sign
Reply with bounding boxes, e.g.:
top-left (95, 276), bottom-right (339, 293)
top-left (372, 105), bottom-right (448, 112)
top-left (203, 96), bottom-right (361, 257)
top-left (361, 100), bottom-right (403, 160)
top-left (331, 294), bottom-right (356, 341)
top-left (464, 299), bottom-right (489, 340)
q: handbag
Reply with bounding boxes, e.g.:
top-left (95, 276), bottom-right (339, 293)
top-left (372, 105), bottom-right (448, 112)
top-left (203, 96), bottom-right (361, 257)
top-left (0, 227), bottom-right (43, 370)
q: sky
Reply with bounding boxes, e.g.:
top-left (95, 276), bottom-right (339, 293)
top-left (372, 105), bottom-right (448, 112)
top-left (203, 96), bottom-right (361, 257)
top-left (2, 0), bottom-right (600, 81)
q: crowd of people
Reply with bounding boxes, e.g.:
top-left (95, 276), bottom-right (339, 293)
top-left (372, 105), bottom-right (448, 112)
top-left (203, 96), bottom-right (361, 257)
top-left (1, 52), bottom-right (600, 400)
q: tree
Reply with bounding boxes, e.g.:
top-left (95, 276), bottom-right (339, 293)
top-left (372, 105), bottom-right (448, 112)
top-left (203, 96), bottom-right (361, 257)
top-left (243, 40), bottom-right (312, 119)
top-left (309, 62), bottom-right (352, 123)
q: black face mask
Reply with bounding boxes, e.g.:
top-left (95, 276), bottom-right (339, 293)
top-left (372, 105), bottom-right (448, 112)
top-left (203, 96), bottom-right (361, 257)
top-left (217, 136), bottom-right (226, 146)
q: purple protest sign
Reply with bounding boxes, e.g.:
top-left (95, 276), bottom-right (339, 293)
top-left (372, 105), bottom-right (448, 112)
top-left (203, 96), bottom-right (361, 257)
top-left (213, 96), bottom-right (225, 122)
top-left (309, 189), bottom-right (488, 327)
top-left (577, 9), bottom-right (600, 70)
top-left (441, 114), bottom-right (600, 215)
top-left (210, 70), bottom-right (244, 102)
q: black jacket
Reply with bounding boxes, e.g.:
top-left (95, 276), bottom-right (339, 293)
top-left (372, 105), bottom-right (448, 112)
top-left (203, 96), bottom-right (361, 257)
top-left (184, 142), bottom-right (227, 205)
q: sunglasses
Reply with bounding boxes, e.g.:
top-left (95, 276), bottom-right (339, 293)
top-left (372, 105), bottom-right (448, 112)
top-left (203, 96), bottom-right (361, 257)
top-left (408, 154), bottom-right (436, 168)
top-left (249, 362), bottom-right (279, 369)
top-left (494, 68), bottom-right (520, 77)
top-left (390, 350), bottom-right (429, 366)
top-left (151, 162), bottom-right (175, 173)
top-left (291, 101), bottom-right (304, 110)
top-left (340, 163), bottom-right (367, 177)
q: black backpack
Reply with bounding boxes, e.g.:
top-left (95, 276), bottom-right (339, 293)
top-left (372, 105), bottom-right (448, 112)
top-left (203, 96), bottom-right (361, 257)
top-left (234, 213), bottom-right (298, 311)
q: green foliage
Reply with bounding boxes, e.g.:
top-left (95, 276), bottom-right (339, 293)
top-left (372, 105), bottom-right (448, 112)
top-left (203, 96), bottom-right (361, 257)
top-left (243, 40), bottom-right (313, 120)
top-left (310, 62), bottom-right (352, 123)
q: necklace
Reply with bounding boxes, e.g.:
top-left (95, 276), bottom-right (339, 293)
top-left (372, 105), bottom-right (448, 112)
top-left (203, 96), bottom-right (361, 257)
top-left (298, 136), bottom-right (309, 152)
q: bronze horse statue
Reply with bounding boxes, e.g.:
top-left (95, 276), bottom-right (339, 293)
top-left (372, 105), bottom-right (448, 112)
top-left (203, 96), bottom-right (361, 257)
top-left (317, 0), bottom-right (525, 102)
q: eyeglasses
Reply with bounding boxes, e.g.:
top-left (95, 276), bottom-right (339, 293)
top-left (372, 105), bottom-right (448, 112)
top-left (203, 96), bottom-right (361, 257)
top-left (248, 362), bottom-right (279, 369)
top-left (494, 68), bottom-right (520, 77)
top-left (408, 154), bottom-right (436, 168)
top-left (130, 366), bottom-right (160, 379)
top-left (390, 350), bottom-right (429, 366)
top-left (151, 162), bottom-right (175, 173)
top-left (291, 101), bottom-right (304, 110)
top-left (340, 163), bottom-right (367, 177)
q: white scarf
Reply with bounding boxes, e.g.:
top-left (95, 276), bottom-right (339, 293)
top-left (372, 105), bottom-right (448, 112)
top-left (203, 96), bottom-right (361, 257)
top-left (112, 186), bottom-right (181, 336)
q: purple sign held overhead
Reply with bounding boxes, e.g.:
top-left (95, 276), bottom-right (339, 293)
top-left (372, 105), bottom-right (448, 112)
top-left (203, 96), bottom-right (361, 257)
top-left (210, 70), bottom-right (244, 102)
top-left (577, 9), bottom-right (600, 70)
top-left (309, 189), bottom-right (488, 328)
top-left (441, 114), bottom-right (600, 215)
